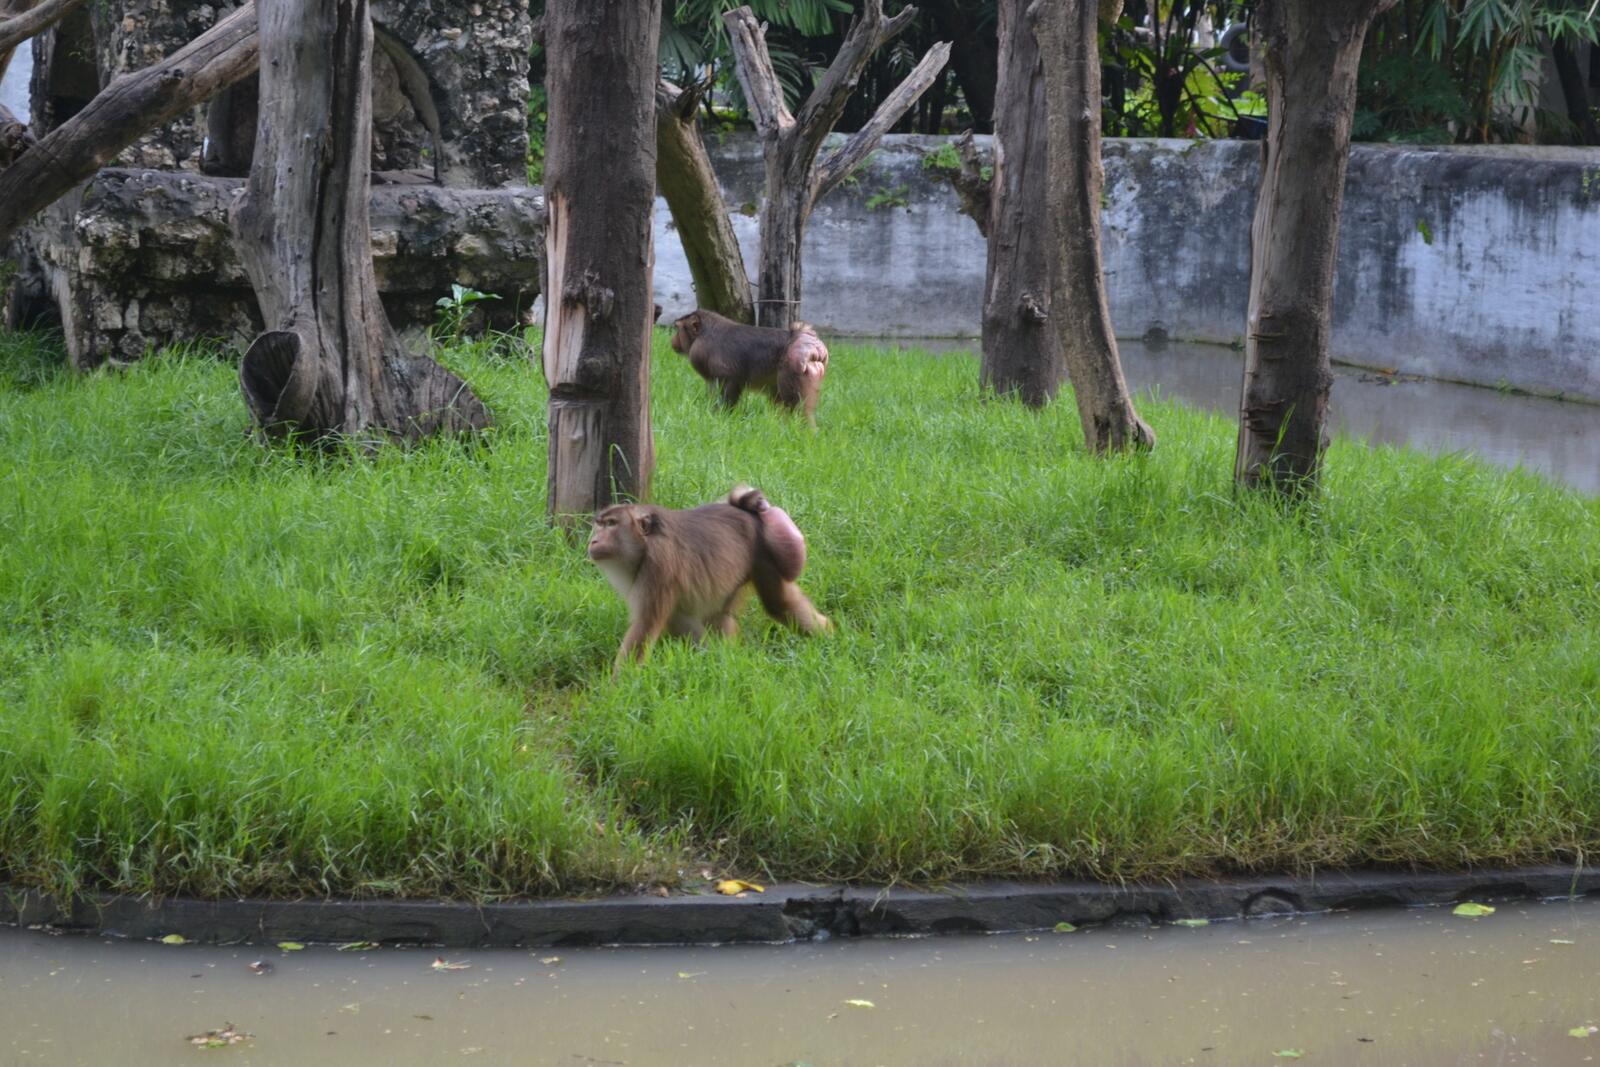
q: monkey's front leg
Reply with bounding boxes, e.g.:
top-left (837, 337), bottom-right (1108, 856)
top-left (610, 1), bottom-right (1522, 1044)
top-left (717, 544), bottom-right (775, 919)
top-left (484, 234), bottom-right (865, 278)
top-left (615, 591), bottom-right (675, 674)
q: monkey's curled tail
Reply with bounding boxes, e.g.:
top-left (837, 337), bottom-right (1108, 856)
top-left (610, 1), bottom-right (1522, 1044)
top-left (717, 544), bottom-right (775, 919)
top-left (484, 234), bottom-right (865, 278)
top-left (728, 485), bottom-right (807, 581)
top-left (785, 327), bottom-right (829, 381)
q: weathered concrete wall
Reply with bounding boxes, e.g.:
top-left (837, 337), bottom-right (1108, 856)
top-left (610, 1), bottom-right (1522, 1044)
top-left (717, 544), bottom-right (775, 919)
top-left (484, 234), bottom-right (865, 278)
top-left (12, 169), bottom-right (543, 368)
top-left (654, 134), bottom-right (1600, 402)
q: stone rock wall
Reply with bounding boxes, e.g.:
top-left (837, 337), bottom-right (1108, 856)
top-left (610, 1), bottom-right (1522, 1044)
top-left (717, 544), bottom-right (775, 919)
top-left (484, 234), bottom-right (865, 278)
top-left (24, 0), bottom-right (530, 182)
top-left (371, 0), bottom-right (532, 187)
top-left (15, 170), bottom-right (544, 368)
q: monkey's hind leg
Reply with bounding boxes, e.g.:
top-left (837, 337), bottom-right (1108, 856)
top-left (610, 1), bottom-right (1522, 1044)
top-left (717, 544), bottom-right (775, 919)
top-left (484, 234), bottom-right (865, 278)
top-left (775, 365), bottom-right (820, 427)
top-left (753, 570), bottom-right (831, 635)
top-left (708, 585), bottom-right (749, 639)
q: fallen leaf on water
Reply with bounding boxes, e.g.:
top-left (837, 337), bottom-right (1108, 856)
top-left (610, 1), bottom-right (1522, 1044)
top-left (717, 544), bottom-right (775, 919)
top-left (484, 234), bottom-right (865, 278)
top-left (413, 1014), bottom-right (433, 1021)
top-left (676, 971), bottom-right (705, 979)
top-left (1272, 1051), bottom-right (1304, 1059)
top-left (1452, 903), bottom-right (1495, 917)
top-left (1551, 938), bottom-right (1576, 945)
top-left (277, 941), bottom-right (306, 952)
top-left (539, 956), bottom-right (562, 965)
top-left (336, 941), bottom-right (378, 952)
top-left (247, 960), bottom-right (273, 975)
top-left (160, 934), bottom-right (191, 945)
top-left (1571, 1026), bottom-right (1597, 1038)
top-left (431, 957), bottom-right (471, 972)
top-left (1053, 922), bottom-right (1077, 933)
top-left (716, 879), bottom-right (766, 895)
top-left (1174, 919), bottom-right (1210, 928)
top-left (843, 999), bottom-right (875, 1009)
top-left (185, 1024), bottom-right (250, 1048)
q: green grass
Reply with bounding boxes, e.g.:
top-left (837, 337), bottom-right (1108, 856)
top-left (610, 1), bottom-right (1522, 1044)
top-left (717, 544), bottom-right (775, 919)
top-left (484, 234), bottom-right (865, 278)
top-left (2, 328), bottom-right (1597, 900)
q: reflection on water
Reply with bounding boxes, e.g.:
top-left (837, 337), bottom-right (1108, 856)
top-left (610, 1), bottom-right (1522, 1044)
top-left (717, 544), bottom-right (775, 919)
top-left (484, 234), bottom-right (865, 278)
top-left (848, 337), bottom-right (1600, 496)
top-left (2, 897), bottom-right (1597, 1066)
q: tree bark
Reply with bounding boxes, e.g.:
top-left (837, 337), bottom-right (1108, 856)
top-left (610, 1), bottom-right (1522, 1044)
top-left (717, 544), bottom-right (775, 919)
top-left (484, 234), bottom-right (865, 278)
top-left (724, 3), bottom-right (951, 328)
top-left (1234, 0), bottom-right (1395, 493)
top-left (1030, 0), bottom-right (1152, 449)
top-left (980, 0), bottom-right (1061, 404)
top-left (656, 78), bottom-right (753, 323)
top-left (230, 0), bottom-right (489, 442)
top-left (542, 0), bottom-right (660, 521)
top-left (0, 4), bottom-right (259, 249)
top-left (938, 128), bottom-right (991, 236)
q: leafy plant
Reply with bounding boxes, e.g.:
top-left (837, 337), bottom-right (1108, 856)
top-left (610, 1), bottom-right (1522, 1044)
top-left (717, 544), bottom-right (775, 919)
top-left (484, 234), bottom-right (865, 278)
top-left (866, 184), bottom-right (911, 211)
top-left (526, 82), bottom-right (548, 186)
top-left (433, 284), bottom-right (500, 344)
top-left (659, 0), bottom-right (852, 112)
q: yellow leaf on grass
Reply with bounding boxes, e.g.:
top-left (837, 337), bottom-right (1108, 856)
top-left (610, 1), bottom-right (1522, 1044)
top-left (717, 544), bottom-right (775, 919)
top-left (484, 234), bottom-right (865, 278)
top-left (716, 879), bottom-right (766, 895)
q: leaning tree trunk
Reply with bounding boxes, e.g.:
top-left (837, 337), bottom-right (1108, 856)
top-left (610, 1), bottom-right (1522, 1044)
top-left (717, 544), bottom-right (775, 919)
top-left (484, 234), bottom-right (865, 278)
top-left (1234, 0), bottom-right (1395, 493)
top-left (0, 3), bottom-right (258, 249)
top-left (230, 0), bottom-right (489, 441)
top-left (542, 0), bottom-right (660, 520)
top-left (656, 78), bottom-right (753, 323)
top-left (0, 0), bottom-right (86, 76)
top-left (1032, 0), bottom-right (1152, 450)
top-left (724, 3), bottom-right (950, 328)
top-left (980, 0), bottom-right (1062, 405)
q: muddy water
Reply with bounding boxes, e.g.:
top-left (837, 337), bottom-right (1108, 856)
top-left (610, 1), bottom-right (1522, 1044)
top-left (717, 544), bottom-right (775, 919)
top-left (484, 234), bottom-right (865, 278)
top-left (854, 338), bottom-right (1600, 496)
top-left (4, 898), bottom-right (1598, 1066)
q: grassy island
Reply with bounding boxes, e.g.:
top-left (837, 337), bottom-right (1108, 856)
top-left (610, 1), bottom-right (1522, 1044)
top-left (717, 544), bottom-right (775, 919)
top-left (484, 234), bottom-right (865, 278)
top-left (2, 331), bottom-right (1596, 901)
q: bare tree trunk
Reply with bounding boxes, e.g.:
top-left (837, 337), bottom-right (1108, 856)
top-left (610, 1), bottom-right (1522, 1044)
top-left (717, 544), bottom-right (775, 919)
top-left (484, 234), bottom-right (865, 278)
top-left (656, 78), bottom-right (753, 324)
top-left (1032, 0), bottom-right (1152, 450)
top-left (1235, 0), bottom-right (1395, 493)
top-left (980, 0), bottom-right (1061, 405)
top-left (230, 0), bottom-right (489, 442)
top-left (724, 3), bottom-right (951, 328)
top-left (542, 0), bottom-right (660, 521)
top-left (0, 4), bottom-right (258, 249)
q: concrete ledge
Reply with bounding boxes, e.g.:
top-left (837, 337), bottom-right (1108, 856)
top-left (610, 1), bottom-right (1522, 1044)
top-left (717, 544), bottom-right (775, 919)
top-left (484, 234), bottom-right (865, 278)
top-left (5, 866), bottom-right (1595, 948)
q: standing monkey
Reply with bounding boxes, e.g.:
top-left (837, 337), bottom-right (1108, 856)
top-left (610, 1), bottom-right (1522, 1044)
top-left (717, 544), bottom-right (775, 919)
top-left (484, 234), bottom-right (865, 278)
top-left (669, 310), bottom-right (830, 425)
top-left (587, 486), bottom-right (831, 670)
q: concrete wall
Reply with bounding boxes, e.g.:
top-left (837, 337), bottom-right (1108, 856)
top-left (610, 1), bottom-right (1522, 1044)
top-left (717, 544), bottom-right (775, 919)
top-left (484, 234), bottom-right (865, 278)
top-left (654, 134), bottom-right (1600, 402)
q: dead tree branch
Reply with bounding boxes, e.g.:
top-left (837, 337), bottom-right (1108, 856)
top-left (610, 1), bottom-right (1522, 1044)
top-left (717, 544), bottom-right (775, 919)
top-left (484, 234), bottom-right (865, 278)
top-left (722, 2), bottom-right (950, 326)
top-left (0, 3), bottom-right (259, 248)
top-left (0, 0), bottom-right (84, 61)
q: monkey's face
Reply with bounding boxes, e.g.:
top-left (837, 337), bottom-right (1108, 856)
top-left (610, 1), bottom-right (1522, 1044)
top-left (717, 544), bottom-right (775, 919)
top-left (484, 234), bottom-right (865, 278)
top-left (588, 505), bottom-right (652, 566)
top-left (669, 313), bottom-right (700, 355)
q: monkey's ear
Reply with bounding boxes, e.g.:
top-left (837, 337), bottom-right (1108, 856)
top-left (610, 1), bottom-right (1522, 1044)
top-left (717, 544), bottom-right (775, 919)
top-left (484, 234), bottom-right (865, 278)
top-left (640, 512), bottom-right (662, 536)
